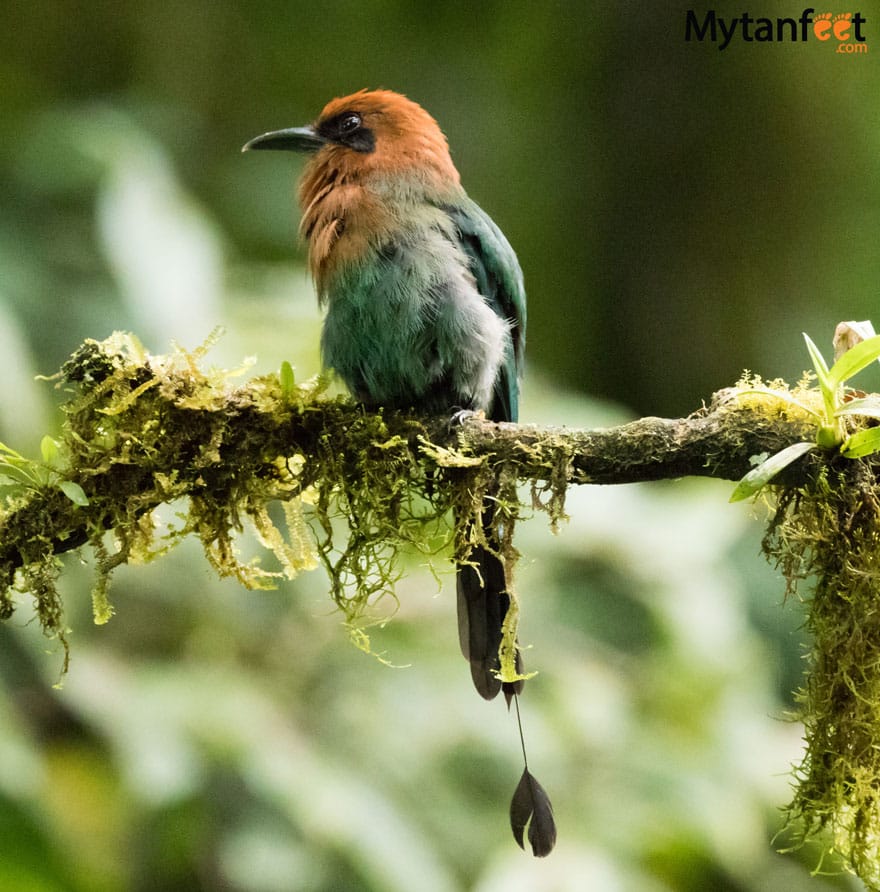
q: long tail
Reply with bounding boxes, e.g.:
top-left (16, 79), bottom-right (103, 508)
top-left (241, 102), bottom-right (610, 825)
top-left (456, 502), bottom-right (557, 856)
top-left (456, 501), bottom-right (523, 701)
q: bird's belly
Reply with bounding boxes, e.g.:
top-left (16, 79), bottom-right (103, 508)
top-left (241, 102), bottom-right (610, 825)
top-left (321, 260), bottom-right (508, 414)
top-left (321, 286), bottom-right (450, 411)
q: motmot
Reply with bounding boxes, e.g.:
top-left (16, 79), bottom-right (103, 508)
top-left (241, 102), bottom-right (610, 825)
top-left (243, 89), bottom-right (526, 703)
top-left (245, 90), bottom-right (556, 858)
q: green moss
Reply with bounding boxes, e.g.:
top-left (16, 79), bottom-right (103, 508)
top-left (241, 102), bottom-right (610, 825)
top-left (25, 333), bottom-right (880, 883)
top-left (766, 461), bottom-right (880, 888)
top-left (0, 332), bottom-right (537, 681)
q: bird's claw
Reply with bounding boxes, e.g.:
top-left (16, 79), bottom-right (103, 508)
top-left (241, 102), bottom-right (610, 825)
top-left (450, 408), bottom-right (484, 427)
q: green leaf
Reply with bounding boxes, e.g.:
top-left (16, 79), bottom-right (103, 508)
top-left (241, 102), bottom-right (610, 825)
top-left (280, 360), bottom-right (295, 399)
top-left (803, 332), bottom-right (840, 427)
top-left (0, 442), bottom-right (26, 461)
top-left (836, 397), bottom-right (880, 420)
top-left (730, 441), bottom-right (815, 502)
top-left (0, 463), bottom-right (38, 487)
top-left (40, 435), bottom-right (60, 466)
top-left (59, 480), bottom-right (89, 506)
top-left (803, 332), bottom-right (831, 389)
top-left (828, 333), bottom-right (880, 389)
top-left (841, 427), bottom-right (880, 459)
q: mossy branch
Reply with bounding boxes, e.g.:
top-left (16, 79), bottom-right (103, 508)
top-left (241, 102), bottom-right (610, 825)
top-left (443, 396), bottom-right (817, 487)
top-left (0, 342), bottom-right (820, 584)
top-left (0, 336), bottom-right (827, 654)
top-left (0, 408), bottom-right (816, 564)
top-left (5, 333), bottom-right (880, 886)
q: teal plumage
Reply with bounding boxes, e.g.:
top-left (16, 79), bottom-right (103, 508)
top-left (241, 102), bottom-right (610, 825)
top-left (321, 197), bottom-right (524, 421)
top-left (444, 199), bottom-right (525, 423)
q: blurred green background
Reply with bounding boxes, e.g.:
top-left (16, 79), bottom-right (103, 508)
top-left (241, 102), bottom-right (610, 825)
top-left (1, 2), bottom-right (877, 890)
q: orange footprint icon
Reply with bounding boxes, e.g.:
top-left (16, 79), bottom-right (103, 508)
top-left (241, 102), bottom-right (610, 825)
top-left (813, 11), bottom-right (833, 40)
top-left (833, 12), bottom-right (852, 40)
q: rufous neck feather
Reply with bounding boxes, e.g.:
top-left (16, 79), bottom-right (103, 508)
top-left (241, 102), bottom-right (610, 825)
top-left (296, 91), bottom-right (464, 288)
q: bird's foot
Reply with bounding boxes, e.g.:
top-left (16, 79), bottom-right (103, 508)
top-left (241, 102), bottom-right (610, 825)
top-left (449, 407), bottom-right (485, 427)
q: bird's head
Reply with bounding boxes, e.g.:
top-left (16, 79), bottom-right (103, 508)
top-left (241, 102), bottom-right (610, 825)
top-left (244, 90), bottom-right (465, 285)
top-left (242, 89), bottom-right (461, 194)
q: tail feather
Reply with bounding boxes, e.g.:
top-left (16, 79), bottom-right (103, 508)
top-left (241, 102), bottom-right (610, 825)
top-left (456, 504), bottom-right (524, 700)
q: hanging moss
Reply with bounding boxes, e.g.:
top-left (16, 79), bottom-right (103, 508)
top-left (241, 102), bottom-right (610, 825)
top-left (0, 331), bottom-right (537, 679)
top-left (765, 459), bottom-right (880, 888)
top-left (8, 332), bottom-right (880, 884)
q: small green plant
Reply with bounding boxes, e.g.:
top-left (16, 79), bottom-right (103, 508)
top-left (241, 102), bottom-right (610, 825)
top-left (731, 330), bottom-right (880, 501)
top-left (0, 436), bottom-right (88, 507)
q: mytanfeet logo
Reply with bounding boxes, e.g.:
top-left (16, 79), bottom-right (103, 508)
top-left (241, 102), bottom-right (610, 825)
top-left (685, 8), bottom-right (868, 52)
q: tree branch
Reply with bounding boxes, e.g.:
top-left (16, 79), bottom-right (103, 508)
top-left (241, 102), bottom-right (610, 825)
top-left (432, 397), bottom-right (816, 486)
top-left (0, 337), bottom-right (818, 584)
top-left (8, 335), bottom-right (880, 883)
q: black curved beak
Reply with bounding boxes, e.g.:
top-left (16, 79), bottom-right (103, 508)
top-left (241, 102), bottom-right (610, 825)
top-left (241, 126), bottom-right (326, 154)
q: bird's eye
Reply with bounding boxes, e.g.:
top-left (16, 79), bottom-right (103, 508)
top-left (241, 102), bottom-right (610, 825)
top-left (338, 113), bottom-right (361, 134)
top-left (319, 110), bottom-right (374, 153)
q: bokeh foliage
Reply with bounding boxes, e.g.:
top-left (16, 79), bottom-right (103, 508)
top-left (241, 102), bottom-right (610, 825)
top-left (0, 2), bottom-right (876, 889)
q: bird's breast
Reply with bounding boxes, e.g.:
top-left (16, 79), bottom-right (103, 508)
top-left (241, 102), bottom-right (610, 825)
top-left (301, 183), bottom-right (393, 291)
top-left (319, 219), bottom-right (511, 414)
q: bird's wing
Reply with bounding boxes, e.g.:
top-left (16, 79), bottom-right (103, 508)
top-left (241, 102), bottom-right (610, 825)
top-left (441, 200), bottom-right (528, 701)
top-left (439, 199), bottom-right (526, 423)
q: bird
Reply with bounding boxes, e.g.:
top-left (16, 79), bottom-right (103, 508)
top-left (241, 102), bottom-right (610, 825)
top-left (244, 90), bottom-right (556, 858)
top-left (243, 89), bottom-right (526, 702)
